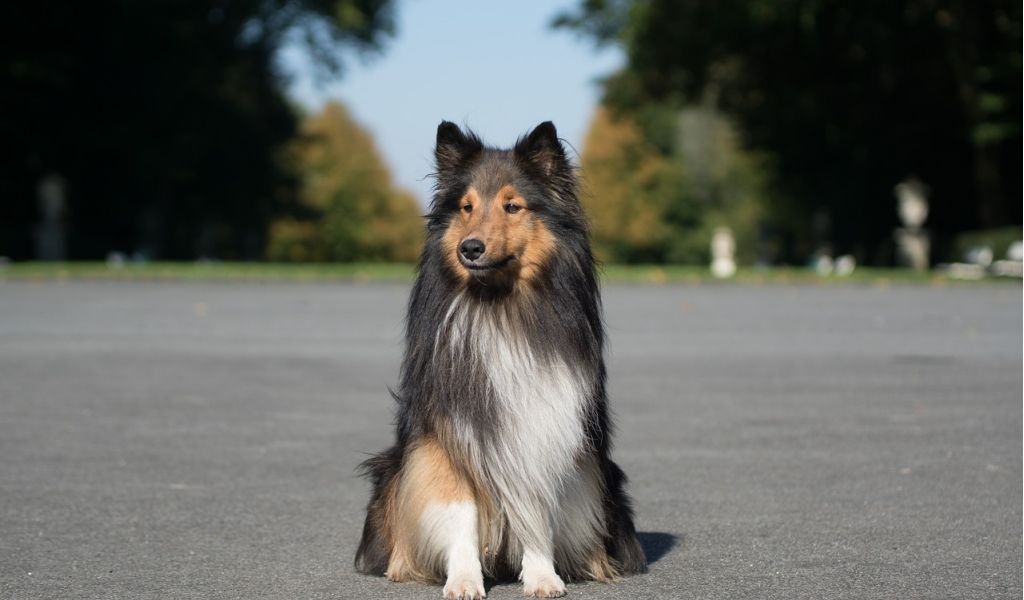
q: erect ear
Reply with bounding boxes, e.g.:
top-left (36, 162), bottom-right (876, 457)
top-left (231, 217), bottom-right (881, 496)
top-left (435, 121), bottom-right (482, 173)
top-left (514, 121), bottom-right (566, 177)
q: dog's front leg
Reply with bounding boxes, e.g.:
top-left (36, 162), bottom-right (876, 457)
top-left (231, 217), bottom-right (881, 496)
top-left (393, 438), bottom-right (485, 599)
top-left (520, 539), bottom-right (566, 598)
top-left (421, 500), bottom-right (486, 600)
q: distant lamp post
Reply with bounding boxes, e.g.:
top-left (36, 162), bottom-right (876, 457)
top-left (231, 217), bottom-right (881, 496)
top-left (34, 172), bottom-right (68, 261)
top-left (893, 177), bottom-right (930, 270)
top-left (710, 227), bottom-right (737, 278)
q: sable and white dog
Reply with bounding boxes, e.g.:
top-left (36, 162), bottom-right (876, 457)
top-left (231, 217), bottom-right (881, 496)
top-left (354, 121), bottom-right (646, 598)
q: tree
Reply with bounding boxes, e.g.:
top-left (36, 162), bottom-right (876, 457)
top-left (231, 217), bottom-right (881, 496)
top-left (0, 0), bottom-right (395, 260)
top-left (559, 0), bottom-right (1022, 264)
top-left (580, 105), bottom-right (769, 264)
top-left (268, 102), bottom-right (422, 262)
top-left (580, 107), bottom-right (674, 262)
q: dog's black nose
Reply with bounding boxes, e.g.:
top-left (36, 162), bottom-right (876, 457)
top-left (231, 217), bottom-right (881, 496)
top-left (459, 239), bottom-right (485, 261)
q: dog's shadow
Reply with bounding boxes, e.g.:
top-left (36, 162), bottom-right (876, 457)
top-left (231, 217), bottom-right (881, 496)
top-left (638, 531), bottom-right (681, 565)
top-left (477, 531), bottom-right (681, 594)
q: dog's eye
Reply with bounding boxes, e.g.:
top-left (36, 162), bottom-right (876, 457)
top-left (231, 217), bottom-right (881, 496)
top-left (462, 204), bottom-right (472, 213)
top-left (504, 202), bottom-right (522, 214)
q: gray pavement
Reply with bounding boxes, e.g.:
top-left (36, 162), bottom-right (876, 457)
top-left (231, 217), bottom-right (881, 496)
top-left (0, 280), bottom-right (1020, 599)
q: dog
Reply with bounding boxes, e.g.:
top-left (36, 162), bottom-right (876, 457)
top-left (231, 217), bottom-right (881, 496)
top-left (354, 121), bottom-right (647, 598)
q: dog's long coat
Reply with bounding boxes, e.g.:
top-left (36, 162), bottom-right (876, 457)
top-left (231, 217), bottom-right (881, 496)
top-left (355, 121), bottom-right (646, 598)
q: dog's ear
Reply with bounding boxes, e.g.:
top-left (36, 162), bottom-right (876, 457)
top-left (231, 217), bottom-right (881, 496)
top-left (435, 121), bottom-right (482, 173)
top-left (514, 121), bottom-right (566, 177)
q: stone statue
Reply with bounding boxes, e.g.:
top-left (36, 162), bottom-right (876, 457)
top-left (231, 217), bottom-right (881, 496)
top-left (711, 227), bottom-right (737, 278)
top-left (893, 177), bottom-right (930, 270)
top-left (34, 172), bottom-right (67, 261)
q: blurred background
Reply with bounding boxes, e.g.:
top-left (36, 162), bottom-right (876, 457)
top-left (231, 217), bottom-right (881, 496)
top-left (1, 0), bottom-right (1021, 275)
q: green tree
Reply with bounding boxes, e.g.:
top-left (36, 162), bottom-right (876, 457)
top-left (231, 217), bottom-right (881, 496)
top-left (559, 0), bottom-right (1022, 264)
top-left (268, 102), bottom-right (422, 262)
top-left (0, 0), bottom-right (395, 260)
top-left (667, 104), bottom-right (770, 264)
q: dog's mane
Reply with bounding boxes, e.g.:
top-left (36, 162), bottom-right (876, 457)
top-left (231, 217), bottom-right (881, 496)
top-left (394, 145), bottom-right (608, 454)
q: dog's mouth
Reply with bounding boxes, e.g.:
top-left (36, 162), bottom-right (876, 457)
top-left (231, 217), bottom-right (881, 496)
top-left (459, 254), bottom-right (516, 273)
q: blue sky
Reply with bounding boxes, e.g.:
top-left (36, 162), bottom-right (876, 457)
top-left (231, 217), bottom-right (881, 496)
top-left (282, 1), bottom-right (622, 205)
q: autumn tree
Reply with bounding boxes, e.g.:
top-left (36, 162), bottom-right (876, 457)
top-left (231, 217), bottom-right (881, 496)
top-left (267, 102), bottom-right (422, 262)
top-left (581, 107), bottom-right (673, 262)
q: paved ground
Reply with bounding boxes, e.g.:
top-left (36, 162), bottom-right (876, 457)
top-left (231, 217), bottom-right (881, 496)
top-left (0, 281), bottom-right (1020, 600)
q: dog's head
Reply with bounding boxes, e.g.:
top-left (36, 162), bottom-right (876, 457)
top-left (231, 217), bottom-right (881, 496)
top-left (430, 121), bottom-right (585, 289)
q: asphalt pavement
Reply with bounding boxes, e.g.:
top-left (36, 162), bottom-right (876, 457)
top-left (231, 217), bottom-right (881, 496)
top-left (0, 280), bottom-right (1020, 599)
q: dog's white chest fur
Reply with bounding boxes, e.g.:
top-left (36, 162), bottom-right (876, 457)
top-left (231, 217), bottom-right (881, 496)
top-left (439, 296), bottom-right (603, 561)
top-left (442, 296), bottom-right (589, 479)
top-left (477, 324), bottom-right (588, 486)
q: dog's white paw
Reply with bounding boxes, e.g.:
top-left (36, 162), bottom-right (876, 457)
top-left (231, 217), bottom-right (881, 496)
top-left (522, 571), bottom-right (566, 598)
top-left (444, 571), bottom-right (486, 600)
